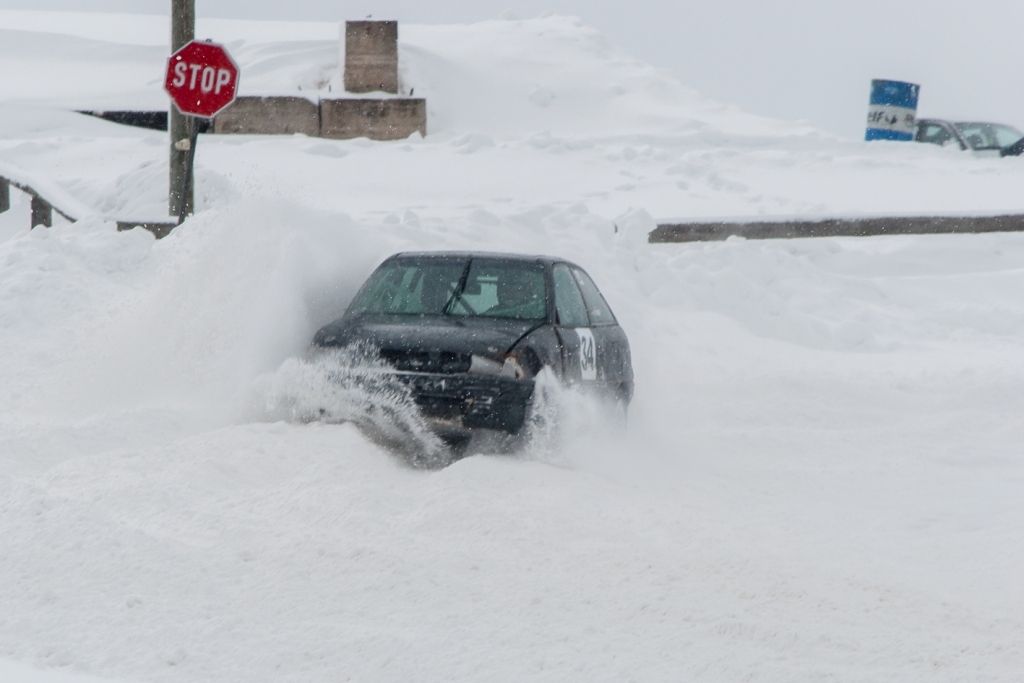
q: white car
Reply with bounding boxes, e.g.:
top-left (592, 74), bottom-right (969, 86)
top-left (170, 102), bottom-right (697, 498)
top-left (915, 118), bottom-right (1024, 157)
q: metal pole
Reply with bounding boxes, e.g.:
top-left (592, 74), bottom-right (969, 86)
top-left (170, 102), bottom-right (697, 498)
top-left (169, 0), bottom-right (195, 217)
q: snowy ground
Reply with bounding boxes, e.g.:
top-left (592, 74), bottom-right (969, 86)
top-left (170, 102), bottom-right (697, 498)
top-left (2, 10), bottom-right (1024, 683)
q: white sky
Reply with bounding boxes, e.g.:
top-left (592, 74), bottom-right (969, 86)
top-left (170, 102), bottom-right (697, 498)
top-left (4, 0), bottom-right (1024, 137)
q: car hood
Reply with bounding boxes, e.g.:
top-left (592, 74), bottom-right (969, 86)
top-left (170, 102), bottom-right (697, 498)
top-left (314, 314), bottom-right (539, 361)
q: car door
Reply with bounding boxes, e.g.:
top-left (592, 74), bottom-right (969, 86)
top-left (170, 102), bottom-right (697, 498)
top-left (551, 263), bottom-right (594, 384)
top-left (571, 265), bottom-right (631, 397)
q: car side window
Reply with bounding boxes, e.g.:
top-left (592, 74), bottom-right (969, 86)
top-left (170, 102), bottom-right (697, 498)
top-left (552, 264), bottom-right (589, 327)
top-left (955, 123), bottom-right (991, 149)
top-left (918, 123), bottom-right (953, 147)
top-left (993, 125), bottom-right (1023, 147)
top-left (571, 267), bottom-right (616, 325)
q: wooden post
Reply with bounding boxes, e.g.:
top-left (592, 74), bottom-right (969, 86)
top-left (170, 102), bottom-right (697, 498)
top-left (169, 0), bottom-right (195, 217)
top-left (0, 178), bottom-right (9, 214)
top-left (30, 196), bottom-right (52, 228)
top-left (177, 119), bottom-right (199, 225)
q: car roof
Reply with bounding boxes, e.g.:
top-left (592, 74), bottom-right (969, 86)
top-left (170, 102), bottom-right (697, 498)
top-left (954, 120), bottom-right (1015, 127)
top-left (918, 118), bottom-right (1011, 127)
top-left (389, 250), bottom-right (579, 269)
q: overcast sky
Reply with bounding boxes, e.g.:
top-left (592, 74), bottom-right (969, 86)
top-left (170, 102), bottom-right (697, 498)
top-left (4, 0), bottom-right (1024, 137)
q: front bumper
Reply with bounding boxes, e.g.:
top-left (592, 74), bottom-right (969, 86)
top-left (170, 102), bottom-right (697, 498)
top-left (395, 372), bottom-right (535, 435)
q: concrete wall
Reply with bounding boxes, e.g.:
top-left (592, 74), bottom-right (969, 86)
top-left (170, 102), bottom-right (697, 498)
top-left (344, 21), bottom-right (399, 94)
top-left (206, 96), bottom-right (425, 141)
top-left (181, 20), bottom-right (420, 142)
top-left (320, 98), bottom-right (426, 140)
top-left (213, 96), bottom-right (320, 136)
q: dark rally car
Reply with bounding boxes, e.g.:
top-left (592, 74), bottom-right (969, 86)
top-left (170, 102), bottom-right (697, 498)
top-left (311, 251), bottom-right (633, 438)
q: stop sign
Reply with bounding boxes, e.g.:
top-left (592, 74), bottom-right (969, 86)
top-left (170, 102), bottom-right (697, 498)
top-left (164, 40), bottom-right (240, 119)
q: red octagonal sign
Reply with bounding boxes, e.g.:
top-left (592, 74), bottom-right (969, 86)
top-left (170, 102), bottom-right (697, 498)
top-left (164, 40), bottom-right (240, 119)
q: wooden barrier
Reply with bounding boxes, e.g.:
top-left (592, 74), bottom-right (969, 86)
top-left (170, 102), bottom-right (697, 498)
top-left (649, 215), bottom-right (1024, 243)
top-left (30, 196), bottom-right (52, 228)
top-left (0, 175), bottom-right (76, 224)
top-left (116, 221), bottom-right (177, 239)
top-left (0, 172), bottom-right (175, 238)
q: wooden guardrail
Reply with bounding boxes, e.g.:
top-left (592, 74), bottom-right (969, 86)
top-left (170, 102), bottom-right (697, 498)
top-left (649, 215), bottom-right (1024, 242)
top-left (0, 175), bottom-right (76, 228)
top-left (0, 170), bottom-right (176, 238)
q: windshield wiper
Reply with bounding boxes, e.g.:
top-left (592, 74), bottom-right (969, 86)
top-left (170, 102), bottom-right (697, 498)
top-left (441, 261), bottom-right (473, 315)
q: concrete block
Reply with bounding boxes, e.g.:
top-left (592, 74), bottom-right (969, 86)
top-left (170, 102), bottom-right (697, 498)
top-left (213, 96), bottom-right (320, 136)
top-left (344, 21), bottom-right (399, 94)
top-left (320, 98), bottom-right (426, 141)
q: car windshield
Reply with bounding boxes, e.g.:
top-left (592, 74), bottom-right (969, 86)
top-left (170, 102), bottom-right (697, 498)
top-left (347, 257), bottom-right (548, 321)
top-left (954, 122), bottom-right (1023, 149)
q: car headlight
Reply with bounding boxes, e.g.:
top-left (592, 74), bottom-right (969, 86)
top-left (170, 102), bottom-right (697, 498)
top-left (502, 348), bottom-right (540, 380)
top-left (468, 351), bottom-right (535, 380)
top-left (501, 354), bottom-right (527, 380)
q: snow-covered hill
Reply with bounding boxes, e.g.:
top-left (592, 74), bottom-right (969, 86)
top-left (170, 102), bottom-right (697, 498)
top-left (4, 9), bottom-right (1024, 224)
top-left (2, 10), bottom-right (1023, 682)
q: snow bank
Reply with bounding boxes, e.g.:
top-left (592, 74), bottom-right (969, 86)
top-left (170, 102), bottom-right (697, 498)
top-left (4, 9), bottom-right (1024, 224)
top-left (0, 10), bottom-right (803, 138)
top-left (0, 659), bottom-right (121, 683)
top-left (4, 198), bottom-right (1024, 680)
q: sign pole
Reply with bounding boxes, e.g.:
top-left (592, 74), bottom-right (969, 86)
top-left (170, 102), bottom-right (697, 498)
top-left (164, 32), bottom-right (240, 226)
top-left (177, 117), bottom-right (200, 225)
top-left (169, 0), bottom-right (195, 218)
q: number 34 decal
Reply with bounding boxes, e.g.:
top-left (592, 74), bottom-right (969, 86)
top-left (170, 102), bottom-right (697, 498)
top-left (575, 329), bottom-right (597, 380)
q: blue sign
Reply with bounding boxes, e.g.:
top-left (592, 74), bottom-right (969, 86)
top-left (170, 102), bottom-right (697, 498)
top-left (866, 79), bottom-right (920, 141)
